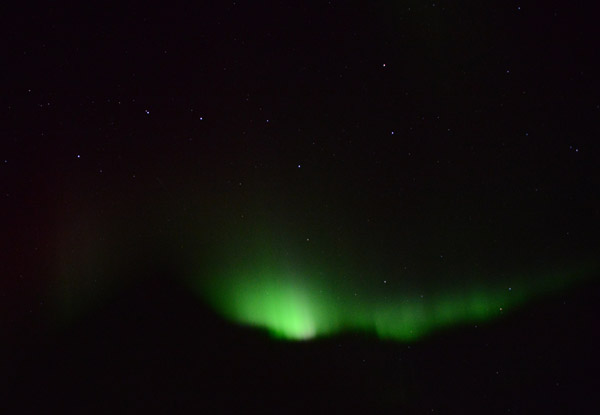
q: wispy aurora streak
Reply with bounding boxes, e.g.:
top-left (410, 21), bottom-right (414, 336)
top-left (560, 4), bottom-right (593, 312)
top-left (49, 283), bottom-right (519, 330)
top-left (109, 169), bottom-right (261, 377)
top-left (193, 253), bottom-right (591, 341)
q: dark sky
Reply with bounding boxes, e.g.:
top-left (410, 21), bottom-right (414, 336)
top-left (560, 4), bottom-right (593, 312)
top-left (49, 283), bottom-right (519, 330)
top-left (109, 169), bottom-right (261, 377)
top-left (3, 1), bottom-right (600, 412)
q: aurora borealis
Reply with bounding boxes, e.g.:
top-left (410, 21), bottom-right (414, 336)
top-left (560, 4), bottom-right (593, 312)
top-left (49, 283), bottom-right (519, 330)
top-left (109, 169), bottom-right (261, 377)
top-left (193, 236), bottom-right (592, 341)
top-left (5, 1), bottom-right (600, 412)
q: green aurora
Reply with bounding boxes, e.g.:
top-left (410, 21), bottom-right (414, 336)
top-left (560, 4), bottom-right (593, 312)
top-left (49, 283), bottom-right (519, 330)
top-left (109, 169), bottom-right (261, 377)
top-left (190, 231), bottom-right (593, 341)
top-left (52, 194), bottom-right (596, 342)
top-left (196, 266), bottom-right (587, 341)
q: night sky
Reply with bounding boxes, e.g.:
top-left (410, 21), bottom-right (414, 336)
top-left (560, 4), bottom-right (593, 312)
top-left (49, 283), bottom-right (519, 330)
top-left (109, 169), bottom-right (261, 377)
top-left (3, 1), bottom-right (600, 412)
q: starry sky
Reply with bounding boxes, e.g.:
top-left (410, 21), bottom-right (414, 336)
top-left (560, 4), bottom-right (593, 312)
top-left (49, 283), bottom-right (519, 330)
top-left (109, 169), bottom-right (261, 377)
top-left (3, 1), bottom-right (600, 412)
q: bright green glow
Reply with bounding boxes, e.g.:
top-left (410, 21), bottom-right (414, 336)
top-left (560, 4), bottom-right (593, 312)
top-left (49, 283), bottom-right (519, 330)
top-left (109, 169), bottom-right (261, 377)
top-left (193, 257), bottom-right (592, 341)
top-left (189, 219), bottom-right (594, 341)
top-left (201, 267), bottom-right (342, 340)
top-left (224, 277), bottom-right (319, 340)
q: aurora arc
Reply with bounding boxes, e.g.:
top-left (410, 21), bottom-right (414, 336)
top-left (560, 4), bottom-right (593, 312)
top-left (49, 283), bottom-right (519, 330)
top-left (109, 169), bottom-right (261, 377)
top-left (191, 244), bottom-right (592, 341)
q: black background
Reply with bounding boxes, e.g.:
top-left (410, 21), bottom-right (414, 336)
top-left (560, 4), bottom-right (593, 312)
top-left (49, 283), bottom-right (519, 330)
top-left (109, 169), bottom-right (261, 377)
top-left (3, 1), bottom-right (600, 412)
